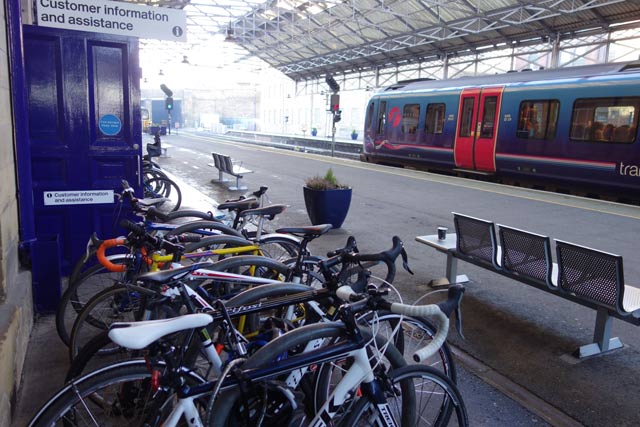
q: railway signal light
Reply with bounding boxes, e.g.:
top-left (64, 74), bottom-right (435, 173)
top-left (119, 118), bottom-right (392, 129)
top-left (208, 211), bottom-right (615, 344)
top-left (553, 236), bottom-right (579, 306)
top-left (160, 84), bottom-right (173, 97)
top-left (330, 94), bottom-right (340, 112)
top-left (325, 75), bottom-right (340, 93)
top-left (333, 109), bottom-right (342, 123)
top-left (165, 97), bottom-right (174, 110)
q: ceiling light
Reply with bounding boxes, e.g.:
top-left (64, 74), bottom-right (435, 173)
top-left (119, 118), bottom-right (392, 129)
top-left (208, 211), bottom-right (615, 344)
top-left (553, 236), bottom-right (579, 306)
top-left (181, 55), bottom-right (190, 64)
top-left (158, 69), bottom-right (164, 76)
top-left (225, 25), bottom-right (234, 42)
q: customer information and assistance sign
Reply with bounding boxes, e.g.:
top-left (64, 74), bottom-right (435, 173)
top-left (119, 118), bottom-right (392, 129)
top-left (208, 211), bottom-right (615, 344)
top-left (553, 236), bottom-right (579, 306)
top-left (44, 190), bottom-right (114, 206)
top-left (36, 0), bottom-right (187, 41)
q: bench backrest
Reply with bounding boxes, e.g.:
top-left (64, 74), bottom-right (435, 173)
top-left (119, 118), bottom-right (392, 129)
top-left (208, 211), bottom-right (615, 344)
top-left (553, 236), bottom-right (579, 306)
top-left (211, 152), bottom-right (222, 170)
top-left (555, 239), bottom-right (626, 315)
top-left (223, 155), bottom-right (235, 174)
top-left (453, 212), bottom-right (500, 269)
top-left (499, 225), bottom-right (554, 290)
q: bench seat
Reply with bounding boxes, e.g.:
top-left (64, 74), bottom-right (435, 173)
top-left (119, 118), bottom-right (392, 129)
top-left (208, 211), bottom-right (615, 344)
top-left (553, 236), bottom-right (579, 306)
top-left (418, 212), bottom-right (640, 359)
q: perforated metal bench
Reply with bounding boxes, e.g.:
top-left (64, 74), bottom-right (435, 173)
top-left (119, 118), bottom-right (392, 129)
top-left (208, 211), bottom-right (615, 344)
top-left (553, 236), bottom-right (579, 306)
top-left (417, 212), bottom-right (640, 358)
top-left (208, 152), bottom-right (254, 191)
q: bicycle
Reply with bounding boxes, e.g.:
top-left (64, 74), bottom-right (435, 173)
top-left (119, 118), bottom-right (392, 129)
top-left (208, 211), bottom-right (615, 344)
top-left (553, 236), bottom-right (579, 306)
top-left (66, 232), bottom-right (457, 390)
top-left (29, 279), bottom-right (468, 427)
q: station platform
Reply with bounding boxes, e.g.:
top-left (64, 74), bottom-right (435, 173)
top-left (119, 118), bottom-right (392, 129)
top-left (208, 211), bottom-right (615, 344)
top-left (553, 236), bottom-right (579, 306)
top-left (14, 130), bottom-right (640, 426)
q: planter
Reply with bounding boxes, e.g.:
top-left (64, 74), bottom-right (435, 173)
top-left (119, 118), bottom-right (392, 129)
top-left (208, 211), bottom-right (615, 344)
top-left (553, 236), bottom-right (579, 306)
top-left (351, 133), bottom-right (358, 140)
top-left (311, 129), bottom-right (318, 136)
top-left (149, 125), bottom-right (160, 135)
top-left (303, 186), bottom-right (352, 228)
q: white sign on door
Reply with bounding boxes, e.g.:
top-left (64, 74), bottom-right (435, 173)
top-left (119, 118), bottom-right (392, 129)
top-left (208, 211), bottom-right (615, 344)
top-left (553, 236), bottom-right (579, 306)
top-left (36, 0), bottom-right (187, 42)
top-left (44, 190), bottom-right (115, 206)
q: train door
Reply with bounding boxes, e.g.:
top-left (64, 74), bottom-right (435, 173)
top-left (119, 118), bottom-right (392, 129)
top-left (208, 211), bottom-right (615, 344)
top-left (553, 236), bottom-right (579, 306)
top-left (454, 87), bottom-right (503, 172)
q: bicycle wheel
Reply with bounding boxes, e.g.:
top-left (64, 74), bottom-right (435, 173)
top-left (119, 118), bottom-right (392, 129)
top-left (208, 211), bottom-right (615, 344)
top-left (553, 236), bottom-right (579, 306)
top-left (143, 176), bottom-right (182, 212)
top-left (68, 285), bottom-right (146, 361)
top-left (255, 234), bottom-right (301, 262)
top-left (342, 364), bottom-right (469, 427)
top-left (357, 312), bottom-right (457, 382)
top-left (55, 255), bottom-right (133, 346)
top-left (28, 360), bottom-right (205, 427)
top-left (164, 220), bottom-right (242, 239)
top-left (208, 323), bottom-right (411, 427)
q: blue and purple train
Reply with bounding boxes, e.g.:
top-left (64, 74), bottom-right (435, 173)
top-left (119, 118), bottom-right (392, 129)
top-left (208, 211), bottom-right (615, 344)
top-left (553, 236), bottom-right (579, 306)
top-left (361, 61), bottom-right (640, 199)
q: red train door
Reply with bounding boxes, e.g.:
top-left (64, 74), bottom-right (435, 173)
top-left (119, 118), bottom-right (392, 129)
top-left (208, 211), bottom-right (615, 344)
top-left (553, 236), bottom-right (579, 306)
top-left (454, 87), bottom-right (503, 172)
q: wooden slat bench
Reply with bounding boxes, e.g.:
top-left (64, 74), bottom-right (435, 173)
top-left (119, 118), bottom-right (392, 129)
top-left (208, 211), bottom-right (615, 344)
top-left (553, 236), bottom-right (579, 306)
top-left (208, 152), bottom-right (254, 191)
top-left (416, 212), bottom-right (640, 358)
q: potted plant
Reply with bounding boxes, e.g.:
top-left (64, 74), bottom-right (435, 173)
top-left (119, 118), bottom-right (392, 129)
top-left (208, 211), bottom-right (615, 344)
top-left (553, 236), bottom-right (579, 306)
top-left (311, 127), bottom-right (318, 137)
top-left (351, 129), bottom-right (359, 140)
top-left (303, 168), bottom-right (352, 228)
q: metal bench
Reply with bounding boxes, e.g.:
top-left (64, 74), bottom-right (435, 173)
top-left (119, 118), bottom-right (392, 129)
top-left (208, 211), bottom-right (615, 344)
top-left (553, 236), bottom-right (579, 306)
top-left (208, 152), bottom-right (254, 191)
top-left (416, 212), bottom-right (640, 358)
top-left (556, 240), bottom-right (640, 357)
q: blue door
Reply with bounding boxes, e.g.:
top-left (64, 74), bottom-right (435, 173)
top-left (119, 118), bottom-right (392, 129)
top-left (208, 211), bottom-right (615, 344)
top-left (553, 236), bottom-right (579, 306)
top-left (21, 25), bottom-right (141, 309)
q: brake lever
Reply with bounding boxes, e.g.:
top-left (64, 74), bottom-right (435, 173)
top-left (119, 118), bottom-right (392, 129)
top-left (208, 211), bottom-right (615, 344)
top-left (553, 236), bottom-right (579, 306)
top-left (454, 304), bottom-right (464, 339)
top-left (400, 247), bottom-right (414, 275)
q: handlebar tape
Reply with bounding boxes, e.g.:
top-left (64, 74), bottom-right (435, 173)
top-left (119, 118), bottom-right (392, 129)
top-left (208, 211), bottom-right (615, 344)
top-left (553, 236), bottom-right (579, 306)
top-left (390, 303), bottom-right (449, 363)
top-left (96, 238), bottom-right (127, 272)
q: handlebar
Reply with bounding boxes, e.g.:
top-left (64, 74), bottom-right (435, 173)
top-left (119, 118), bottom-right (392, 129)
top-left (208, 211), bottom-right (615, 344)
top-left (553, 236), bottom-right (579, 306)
top-left (320, 236), bottom-right (413, 285)
top-left (96, 237), bottom-right (128, 272)
top-left (336, 284), bottom-right (465, 363)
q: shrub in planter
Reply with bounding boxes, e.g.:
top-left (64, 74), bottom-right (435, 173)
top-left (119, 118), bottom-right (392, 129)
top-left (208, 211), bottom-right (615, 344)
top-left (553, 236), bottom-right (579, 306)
top-left (303, 168), bottom-right (352, 228)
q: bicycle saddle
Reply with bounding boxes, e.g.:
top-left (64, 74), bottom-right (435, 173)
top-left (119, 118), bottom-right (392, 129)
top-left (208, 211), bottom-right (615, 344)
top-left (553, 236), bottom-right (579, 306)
top-left (239, 204), bottom-right (287, 220)
top-left (276, 224), bottom-right (333, 238)
top-left (217, 198), bottom-right (259, 212)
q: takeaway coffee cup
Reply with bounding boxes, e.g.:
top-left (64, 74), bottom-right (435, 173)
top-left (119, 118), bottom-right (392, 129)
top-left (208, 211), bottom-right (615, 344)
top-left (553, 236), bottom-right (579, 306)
top-left (437, 227), bottom-right (448, 240)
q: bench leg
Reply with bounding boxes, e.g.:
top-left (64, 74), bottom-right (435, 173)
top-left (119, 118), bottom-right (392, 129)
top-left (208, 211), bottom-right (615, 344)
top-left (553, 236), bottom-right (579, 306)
top-left (573, 307), bottom-right (623, 358)
top-left (446, 255), bottom-right (469, 284)
top-left (228, 176), bottom-right (247, 191)
top-left (215, 170), bottom-right (229, 183)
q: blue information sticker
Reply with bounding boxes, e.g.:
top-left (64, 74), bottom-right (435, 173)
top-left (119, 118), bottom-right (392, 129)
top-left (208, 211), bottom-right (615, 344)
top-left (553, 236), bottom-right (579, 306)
top-left (99, 114), bottom-right (122, 136)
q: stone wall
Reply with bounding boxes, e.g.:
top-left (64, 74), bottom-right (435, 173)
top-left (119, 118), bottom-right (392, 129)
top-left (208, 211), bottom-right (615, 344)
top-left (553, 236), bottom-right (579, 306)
top-left (0, 0), bottom-right (34, 425)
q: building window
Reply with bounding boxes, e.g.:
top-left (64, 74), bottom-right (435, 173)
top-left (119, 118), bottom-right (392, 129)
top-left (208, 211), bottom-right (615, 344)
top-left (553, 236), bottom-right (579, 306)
top-left (570, 97), bottom-right (639, 143)
top-left (517, 100), bottom-right (560, 140)
top-left (425, 103), bottom-right (445, 134)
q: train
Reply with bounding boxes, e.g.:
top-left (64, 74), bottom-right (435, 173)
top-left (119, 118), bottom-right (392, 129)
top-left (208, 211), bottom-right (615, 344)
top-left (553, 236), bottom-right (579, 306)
top-left (361, 61), bottom-right (640, 200)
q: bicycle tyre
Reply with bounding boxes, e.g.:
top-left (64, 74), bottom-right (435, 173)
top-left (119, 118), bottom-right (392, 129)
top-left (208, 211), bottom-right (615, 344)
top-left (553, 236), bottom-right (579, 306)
top-left (143, 176), bottom-right (182, 212)
top-left (68, 285), bottom-right (146, 361)
top-left (164, 220), bottom-right (242, 239)
top-left (55, 255), bottom-right (133, 346)
top-left (28, 360), bottom-right (205, 427)
top-left (254, 234), bottom-right (301, 262)
top-left (342, 364), bottom-right (469, 427)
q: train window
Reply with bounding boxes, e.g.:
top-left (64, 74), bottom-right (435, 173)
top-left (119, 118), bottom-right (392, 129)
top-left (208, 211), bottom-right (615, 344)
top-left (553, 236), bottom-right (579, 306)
top-left (402, 104), bottom-right (420, 135)
top-left (376, 101), bottom-right (387, 135)
top-left (571, 97), bottom-right (639, 143)
top-left (459, 98), bottom-right (475, 137)
top-left (425, 103), bottom-right (445, 134)
top-left (480, 96), bottom-right (497, 138)
top-left (517, 100), bottom-right (559, 140)
top-left (366, 102), bottom-right (374, 131)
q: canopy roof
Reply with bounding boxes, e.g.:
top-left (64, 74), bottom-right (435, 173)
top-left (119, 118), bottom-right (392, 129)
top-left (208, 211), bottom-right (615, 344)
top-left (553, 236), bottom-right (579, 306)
top-left (133, 0), bottom-right (640, 80)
